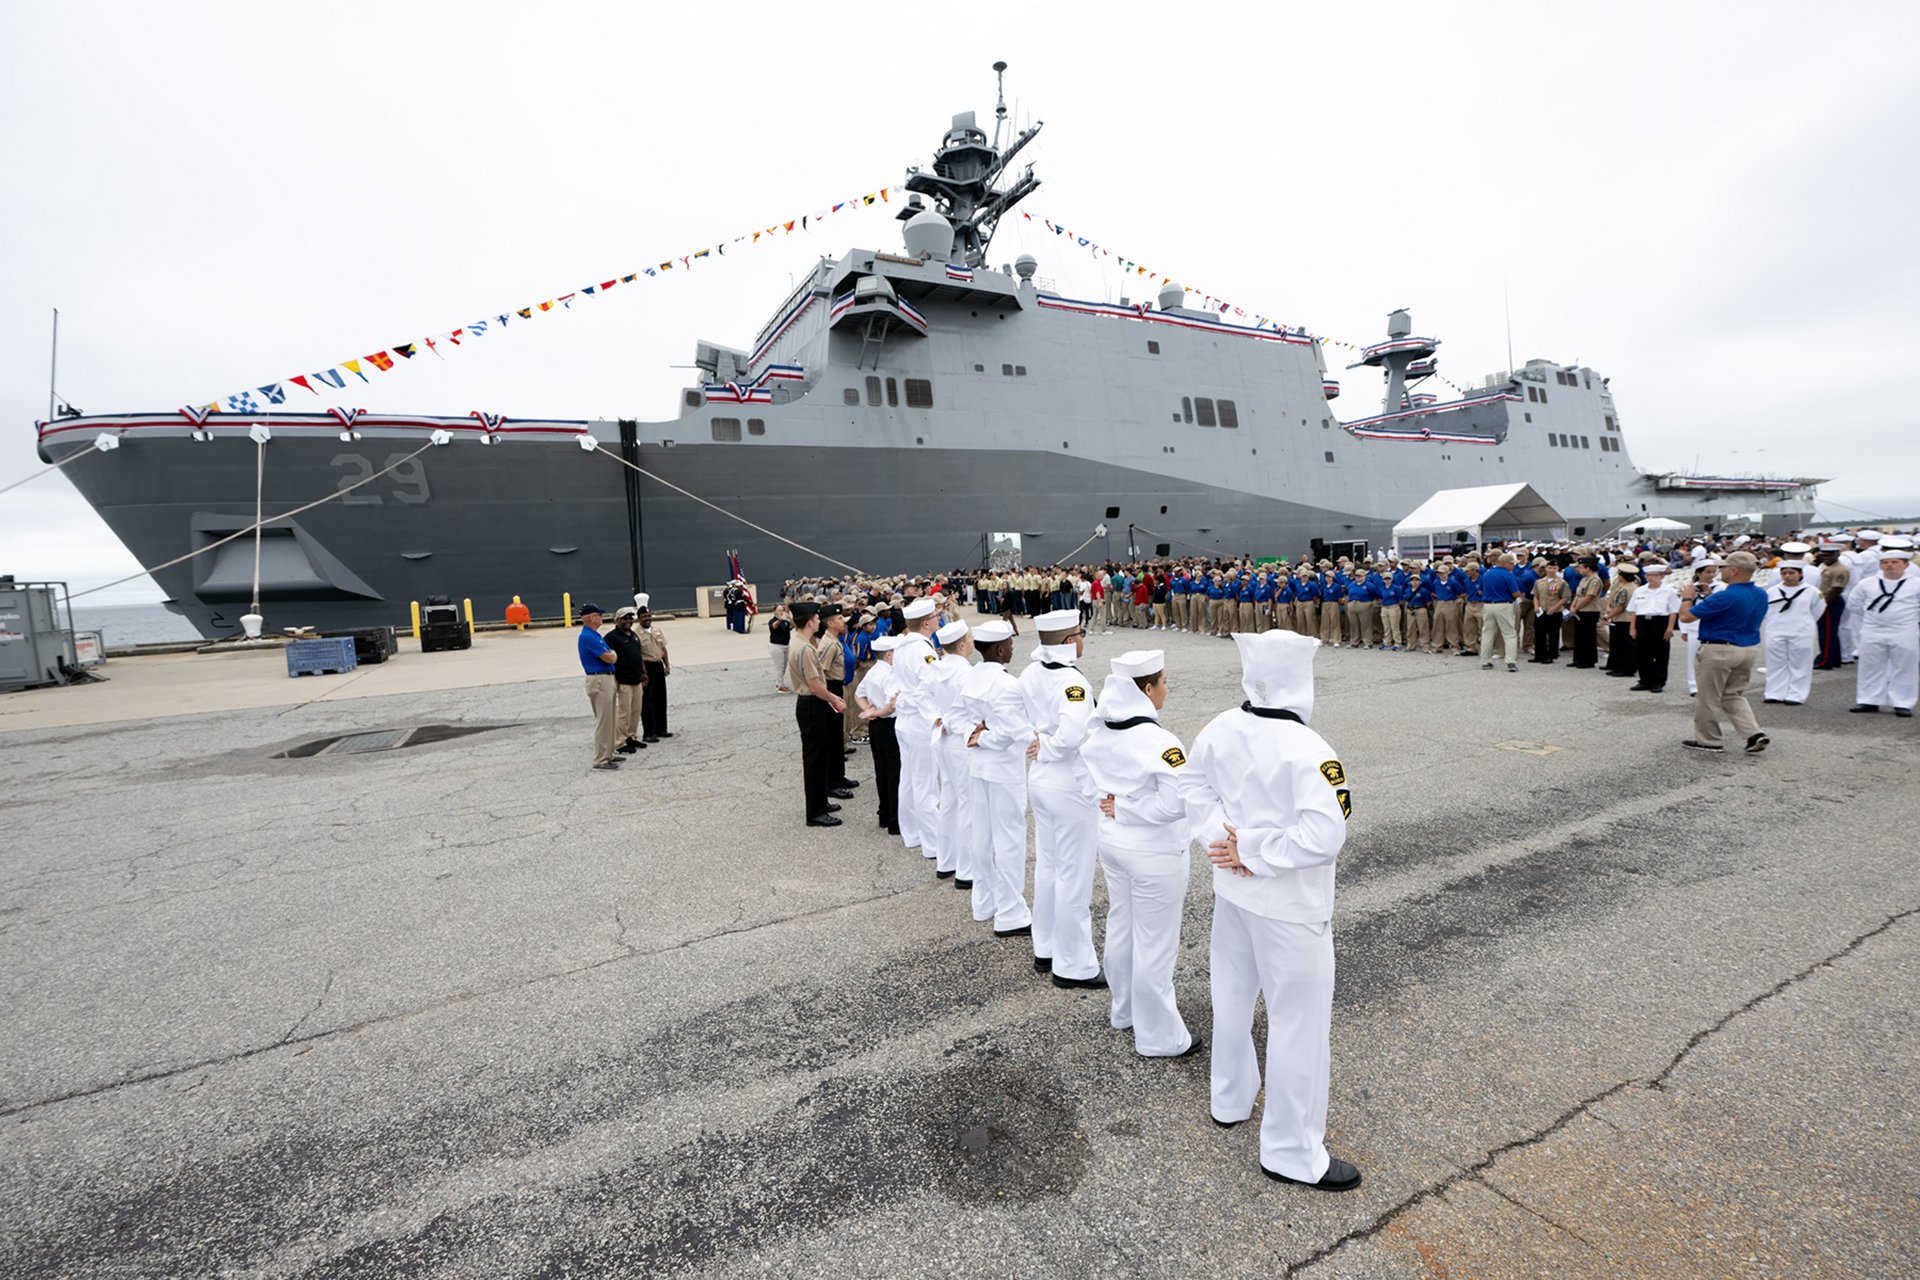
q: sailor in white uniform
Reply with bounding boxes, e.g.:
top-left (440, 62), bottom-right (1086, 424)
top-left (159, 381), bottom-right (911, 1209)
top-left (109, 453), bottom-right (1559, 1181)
top-left (1079, 650), bottom-right (1200, 1058)
top-left (1839, 530), bottom-right (1883, 663)
top-left (928, 619), bottom-right (981, 894)
top-left (1020, 609), bottom-right (1107, 987)
top-left (1761, 550), bottom-right (1823, 706)
top-left (959, 619), bottom-right (1036, 935)
top-left (890, 597), bottom-right (944, 861)
top-left (1185, 630), bottom-right (1360, 1192)
top-left (1848, 538), bottom-right (1919, 716)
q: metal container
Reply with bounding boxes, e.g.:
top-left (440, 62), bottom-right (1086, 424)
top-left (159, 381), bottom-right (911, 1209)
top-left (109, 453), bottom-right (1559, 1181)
top-left (0, 580), bottom-right (81, 692)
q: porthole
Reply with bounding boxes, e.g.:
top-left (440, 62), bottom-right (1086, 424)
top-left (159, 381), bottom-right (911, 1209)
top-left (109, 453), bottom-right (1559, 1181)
top-left (1159, 505), bottom-right (1168, 515)
top-left (916, 436), bottom-right (925, 445)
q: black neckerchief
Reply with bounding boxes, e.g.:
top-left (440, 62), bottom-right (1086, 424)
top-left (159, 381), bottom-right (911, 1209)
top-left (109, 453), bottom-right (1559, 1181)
top-left (1104, 715), bottom-right (1157, 730)
top-left (1241, 701), bottom-right (1305, 723)
top-left (1869, 578), bottom-right (1907, 613)
top-left (1774, 587), bottom-right (1807, 612)
top-left (1040, 660), bottom-right (1074, 670)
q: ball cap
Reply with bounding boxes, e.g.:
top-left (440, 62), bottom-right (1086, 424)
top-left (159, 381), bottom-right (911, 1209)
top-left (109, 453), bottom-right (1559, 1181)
top-left (613, 606), bottom-right (638, 619)
top-left (578, 602), bottom-right (604, 617)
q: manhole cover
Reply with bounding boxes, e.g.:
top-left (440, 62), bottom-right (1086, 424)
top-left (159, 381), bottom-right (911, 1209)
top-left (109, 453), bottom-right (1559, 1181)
top-left (274, 724), bottom-right (510, 759)
top-left (1493, 740), bottom-right (1563, 756)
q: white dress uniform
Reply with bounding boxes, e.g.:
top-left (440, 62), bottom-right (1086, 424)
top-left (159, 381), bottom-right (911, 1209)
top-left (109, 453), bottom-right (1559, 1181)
top-left (1680, 570), bottom-right (1725, 695)
top-left (928, 621), bottom-right (979, 892)
top-left (1839, 537), bottom-right (1882, 662)
top-left (890, 608), bottom-right (941, 860)
top-left (1079, 652), bottom-right (1196, 1057)
top-left (960, 620), bottom-right (1035, 933)
top-left (1188, 631), bottom-right (1349, 1184)
top-left (1762, 565), bottom-right (1824, 704)
top-left (1020, 616), bottom-right (1103, 981)
top-left (1849, 556), bottom-right (1919, 711)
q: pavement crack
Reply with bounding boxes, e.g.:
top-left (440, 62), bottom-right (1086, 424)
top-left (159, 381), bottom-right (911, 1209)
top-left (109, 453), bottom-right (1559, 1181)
top-left (1472, 1171), bottom-right (1605, 1255)
top-left (281, 969), bottom-right (336, 1045)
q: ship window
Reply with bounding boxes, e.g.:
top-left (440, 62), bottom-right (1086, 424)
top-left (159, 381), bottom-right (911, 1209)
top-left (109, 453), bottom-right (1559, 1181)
top-left (1181, 397), bottom-right (1193, 424)
top-left (747, 418), bottom-right (765, 436)
top-left (1324, 451), bottom-right (1335, 463)
top-left (1217, 399), bottom-right (1238, 428)
top-left (865, 376), bottom-right (881, 406)
top-left (1105, 506), bottom-right (1120, 519)
top-left (1524, 412), bottom-right (1532, 423)
top-left (684, 390), bottom-right (702, 408)
top-left (1605, 415), bottom-right (1616, 431)
top-left (1581, 435), bottom-right (1590, 449)
top-left (1003, 363), bottom-right (1014, 376)
top-left (886, 377), bottom-right (899, 407)
top-left (1156, 543), bottom-right (1171, 557)
top-left (1540, 389), bottom-right (1549, 404)
top-left (1014, 365), bottom-right (1027, 377)
top-left (1195, 397), bottom-right (1216, 427)
top-left (905, 378), bottom-right (933, 407)
top-left (1573, 526), bottom-right (1587, 536)
top-left (1147, 340), bottom-right (1160, 354)
top-left (843, 388), bottom-right (859, 406)
top-left (711, 418), bottom-right (742, 442)
top-left (1548, 434), bottom-right (1557, 447)
top-left (1171, 412), bottom-right (1181, 422)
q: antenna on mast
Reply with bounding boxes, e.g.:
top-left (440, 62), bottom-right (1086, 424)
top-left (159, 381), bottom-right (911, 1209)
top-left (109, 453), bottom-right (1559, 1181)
top-left (992, 61), bottom-right (1008, 150)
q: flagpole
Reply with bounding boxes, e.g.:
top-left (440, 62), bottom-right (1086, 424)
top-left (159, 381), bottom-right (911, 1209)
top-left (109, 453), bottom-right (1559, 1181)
top-left (48, 308), bottom-right (59, 422)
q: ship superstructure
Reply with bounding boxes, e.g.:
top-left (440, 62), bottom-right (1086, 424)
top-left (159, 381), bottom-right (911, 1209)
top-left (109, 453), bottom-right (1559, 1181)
top-left (34, 85), bottom-right (1821, 638)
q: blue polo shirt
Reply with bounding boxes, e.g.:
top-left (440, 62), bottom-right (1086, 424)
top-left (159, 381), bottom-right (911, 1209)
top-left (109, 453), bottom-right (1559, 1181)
top-left (579, 624), bottom-right (615, 674)
top-left (1690, 581), bottom-right (1768, 645)
top-left (1479, 566), bottom-right (1520, 603)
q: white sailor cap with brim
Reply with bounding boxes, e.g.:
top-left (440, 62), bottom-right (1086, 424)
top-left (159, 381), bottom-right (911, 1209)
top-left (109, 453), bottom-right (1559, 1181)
top-left (902, 598), bottom-right (938, 620)
top-left (1035, 609), bottom-right (1082, 632)
top-left (1779, 541), bottom-right (1812, 555)
top-left (1643, 562), bottom-right (1670, 574)
top-left (935, 620), bottom-right (970, 645)
top-left (872, 635), bottom-right (903, 652)
top-left (972, 620), bottom-right (1015, 643)
top-left (1109, 649), bottom-right (1164, 679)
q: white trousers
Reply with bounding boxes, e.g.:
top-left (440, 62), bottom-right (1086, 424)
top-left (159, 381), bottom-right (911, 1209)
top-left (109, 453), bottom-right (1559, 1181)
top-left (937, 735), bottom-right (972, 879)
top-left (1031, 784), bottom-right (1101, 979)
top-left (1762, 633), bottom-right (1814, 704)
top-left (1856, 630), bottom-right (1920, 710)
top-left (770, 643), bottom-right (790, 687)
top-left (1684, 629), bottom-right (1701, 694)
top-left (897, 720), bottom-right (937, 857)
top-left (1098, 842), bottom-right (1192, 1056)
top-left (1209, 898), bottom-right (1335, 1182)
top-left (972, 774), bottom-right (1031, 931)
top-left (1841, 604), bottom-right (1863, 663)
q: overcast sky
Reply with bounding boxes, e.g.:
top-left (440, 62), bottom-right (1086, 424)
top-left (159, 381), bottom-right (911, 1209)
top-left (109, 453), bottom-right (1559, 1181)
top-left (3, 1), bottom-right (1914, 602)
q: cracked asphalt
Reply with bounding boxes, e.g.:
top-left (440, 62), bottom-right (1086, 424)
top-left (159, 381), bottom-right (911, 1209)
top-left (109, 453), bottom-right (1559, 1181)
top-left (1, 626), bottom-right (1915, 1278)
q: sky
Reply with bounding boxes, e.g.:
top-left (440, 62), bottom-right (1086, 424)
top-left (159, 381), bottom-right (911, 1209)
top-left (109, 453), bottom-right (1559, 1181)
top-left (2, 1), bottom-right (1915, 602)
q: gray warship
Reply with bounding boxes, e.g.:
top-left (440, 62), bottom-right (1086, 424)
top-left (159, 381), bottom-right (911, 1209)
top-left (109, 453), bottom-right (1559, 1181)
top-left (36, 77), bottom-right (1821, 638)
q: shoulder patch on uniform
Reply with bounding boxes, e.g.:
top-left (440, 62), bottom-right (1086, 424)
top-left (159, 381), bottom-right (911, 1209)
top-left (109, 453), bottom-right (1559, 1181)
top-left (1064, 685), bottom-right (1087, 703)
top-left (1336, 788), bottom-right (1352, 819)
top-left (924, 653), bottom-right (938, 664)
top-left (1161, 746), bottom-right (1187, 768)
top-left (1319, 759), bottom-right (1347, 787)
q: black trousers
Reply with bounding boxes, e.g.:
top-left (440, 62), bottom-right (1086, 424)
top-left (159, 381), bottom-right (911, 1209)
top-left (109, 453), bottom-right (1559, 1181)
top-left (1571, 611), bottom-right (1599, 668)
top-left (796, 696), bottom-right (836, 819)
top-left (826, 679), bottom-right (856, 787)
top-left (1634, 623), bottom-right (1672, 689)
top-left (1535, 613), bottom-right (1562, 663)
top-left (641, 660), bottom-right (668, 736)
top-left (870, 717), bottom-right (901, 830)
top-left (1606, 621), bottom-right (1637, 674)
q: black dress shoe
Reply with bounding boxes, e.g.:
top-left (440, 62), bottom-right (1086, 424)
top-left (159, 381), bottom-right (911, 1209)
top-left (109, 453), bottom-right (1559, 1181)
top-left (1898, 708), bottom-right (1914, 718)
top-left (1033, 956), bottom-right (1053, 973)
top-left (829, 787), bottom-right (856, 800)
top-left (1167, 1038), bottom-right (1204, 1060)
top-left (995, 923), bottom-right (1033, 938)
top-left (935, 868), bottom-right (956, 879)
top-left (641, 736), bottom-right (660, 743)
top-left (1850, 704), bottom-right (1880, 713)
top-left (952, 878), bottom-right (973, 889)
top-left (1051, 972), bottom-right (1109, 990)
top-left (834, 779), bottom-right (860, 790)
top-left (657, 731), bottom-right (674, 738)
top-left (1763, 698), bottom-right (1780, 704)
top-left (1262, 1157), bottom-right (1363, 1193)
top-left (824, 803), bottom-right (841, 813)
top-left (1744, 733), bottom-right (1770, 753)
top-left (806, 814), bottom-right (843, 827)
top-left (1629, 683), bottom-right (1651, 691)
top-left (1681, 739), bottom-right (1724, 752)
top-left (1211, 1113), bottom-right (1244, 1129)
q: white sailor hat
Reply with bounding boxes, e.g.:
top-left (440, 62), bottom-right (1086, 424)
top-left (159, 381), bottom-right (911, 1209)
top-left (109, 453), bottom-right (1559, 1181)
top-left (1109, 649), bottom-right (1164, 679)
top-left (1643, 562), bottom-right (1670, 574)
top-left (633, 592), bottom-right (650, 610)
top-left (1820, 540), bottom-right (1848, 551)
top-left (973, 620), bottom-right (1015, 643)
top-left (1879, 547), bottom-right (1914, 561)
top-left (1857, 529), bottom-right (1883, 542)
top-left (1733, 535), bottom-right (1752, 546)
top-left (1779, 541), bottom-right (1811, 555)
top-left (935, 619), bottom-right (970, 645)
top-left (1881, 535), bottom-right (1916, 551)
top-left (1775, 560), bottom-right (1809, 574)
top-left (872, 634), bottom-right (902, 652)
top-left (902, 597), bottom-right (938, 620)
top-left (1035, 608), bottom-right (1082, 632)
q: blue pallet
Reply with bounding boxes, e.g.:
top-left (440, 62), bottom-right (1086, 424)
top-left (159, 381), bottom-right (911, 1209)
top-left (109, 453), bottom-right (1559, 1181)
top-left (286, 637), bottom-right (359, 677)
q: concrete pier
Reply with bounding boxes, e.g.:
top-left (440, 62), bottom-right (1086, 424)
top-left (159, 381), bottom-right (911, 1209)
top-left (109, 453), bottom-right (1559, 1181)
top-left (1, 621), bottom-right (1914, 1277)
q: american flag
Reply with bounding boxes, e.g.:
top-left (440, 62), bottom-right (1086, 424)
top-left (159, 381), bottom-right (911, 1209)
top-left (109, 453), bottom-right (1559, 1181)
top-left (727, 551), bottom-right (758, 615)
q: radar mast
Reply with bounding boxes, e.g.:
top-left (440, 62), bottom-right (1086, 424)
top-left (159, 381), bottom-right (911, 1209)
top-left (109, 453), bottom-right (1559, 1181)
top-left (899, 62), bottom-right (1042, 268)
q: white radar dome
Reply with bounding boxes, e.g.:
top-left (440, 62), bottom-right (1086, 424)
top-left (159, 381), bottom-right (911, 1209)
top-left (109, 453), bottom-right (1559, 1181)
top-left (904, 211), bottom-right (955, 261)
top-left (1014, 253), bottom-right (1037, 281)
top-left (1157, 281), bottom-right (1185, 311)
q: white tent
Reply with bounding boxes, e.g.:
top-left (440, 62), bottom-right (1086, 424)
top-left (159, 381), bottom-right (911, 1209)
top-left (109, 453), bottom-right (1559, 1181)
top-left (1392, 483), bottom-right (1564, 557)
top-left (1612, 516), bottom-right (1690, 535)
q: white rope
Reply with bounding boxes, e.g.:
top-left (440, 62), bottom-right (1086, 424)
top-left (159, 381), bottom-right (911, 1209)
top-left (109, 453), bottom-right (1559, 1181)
top-left (69, 441), bottom-right (437, 601)
top-left (1127, 523), bottom-right (1221, 558)
top-left (592, 444), bottom-right (867, 577)
top-left (1048, 530), bottom-right (1100, 565)
top-left (0, 441), bottom-right (96, 497)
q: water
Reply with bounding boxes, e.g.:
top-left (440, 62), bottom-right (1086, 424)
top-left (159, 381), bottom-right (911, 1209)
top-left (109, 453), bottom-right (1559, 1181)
top-left (68, 603), bottom-right (202, 647)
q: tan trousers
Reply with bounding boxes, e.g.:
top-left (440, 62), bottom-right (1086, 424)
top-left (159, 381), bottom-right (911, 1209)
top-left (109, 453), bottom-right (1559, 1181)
top-left (1319, 602), bottom-right (1342, 645)
top-left (1237, 601), bottom-right (1254, 634)
top-left (1380, 604), bottom-right (1404, 648)
top-left (846, 660), bottom-right (872, 740)
top-left (1294, 600), bottom-right (1318, 637)
top-left (1351, 602), bottom-right (1379, 648)
top-left (1435, 600), bottom-right (1463, 651)
top-left (1407, 605), bottom-right (1431, 652)
top-left (1463, 602), bottom-right (1485, 653)
top-left (616, 681), bottom-right (642, 744)
top-left (1479, 602), bottom-right (1517, 662)
top-left (1153, 602), bottom-right (1170, 628)
top-left (1255, 603), bottom-right (1272, 633)
top-left (585, 673), bottom-right (618, 765)
top-left (1517, 601), bottom-right (1533, 651)
top-left (1693, 643), bottom-right (1762, 747)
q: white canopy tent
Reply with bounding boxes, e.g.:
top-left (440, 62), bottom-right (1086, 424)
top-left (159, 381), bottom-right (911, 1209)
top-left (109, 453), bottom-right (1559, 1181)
top-left (1392, 483), bottom-right (1565, 558)
top-left (1612, 516), bottom-right (1690, 535)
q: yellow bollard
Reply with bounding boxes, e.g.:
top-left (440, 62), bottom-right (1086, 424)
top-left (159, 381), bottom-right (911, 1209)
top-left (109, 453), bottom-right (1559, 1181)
top-left (410, 600), bottom-right (422, 642)
top-left (463, 597), bottom-right (474, 632)
top-left (562, 591), bottom-right (572, 628)
top-left (507, 595), bottom-right (530, 631)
